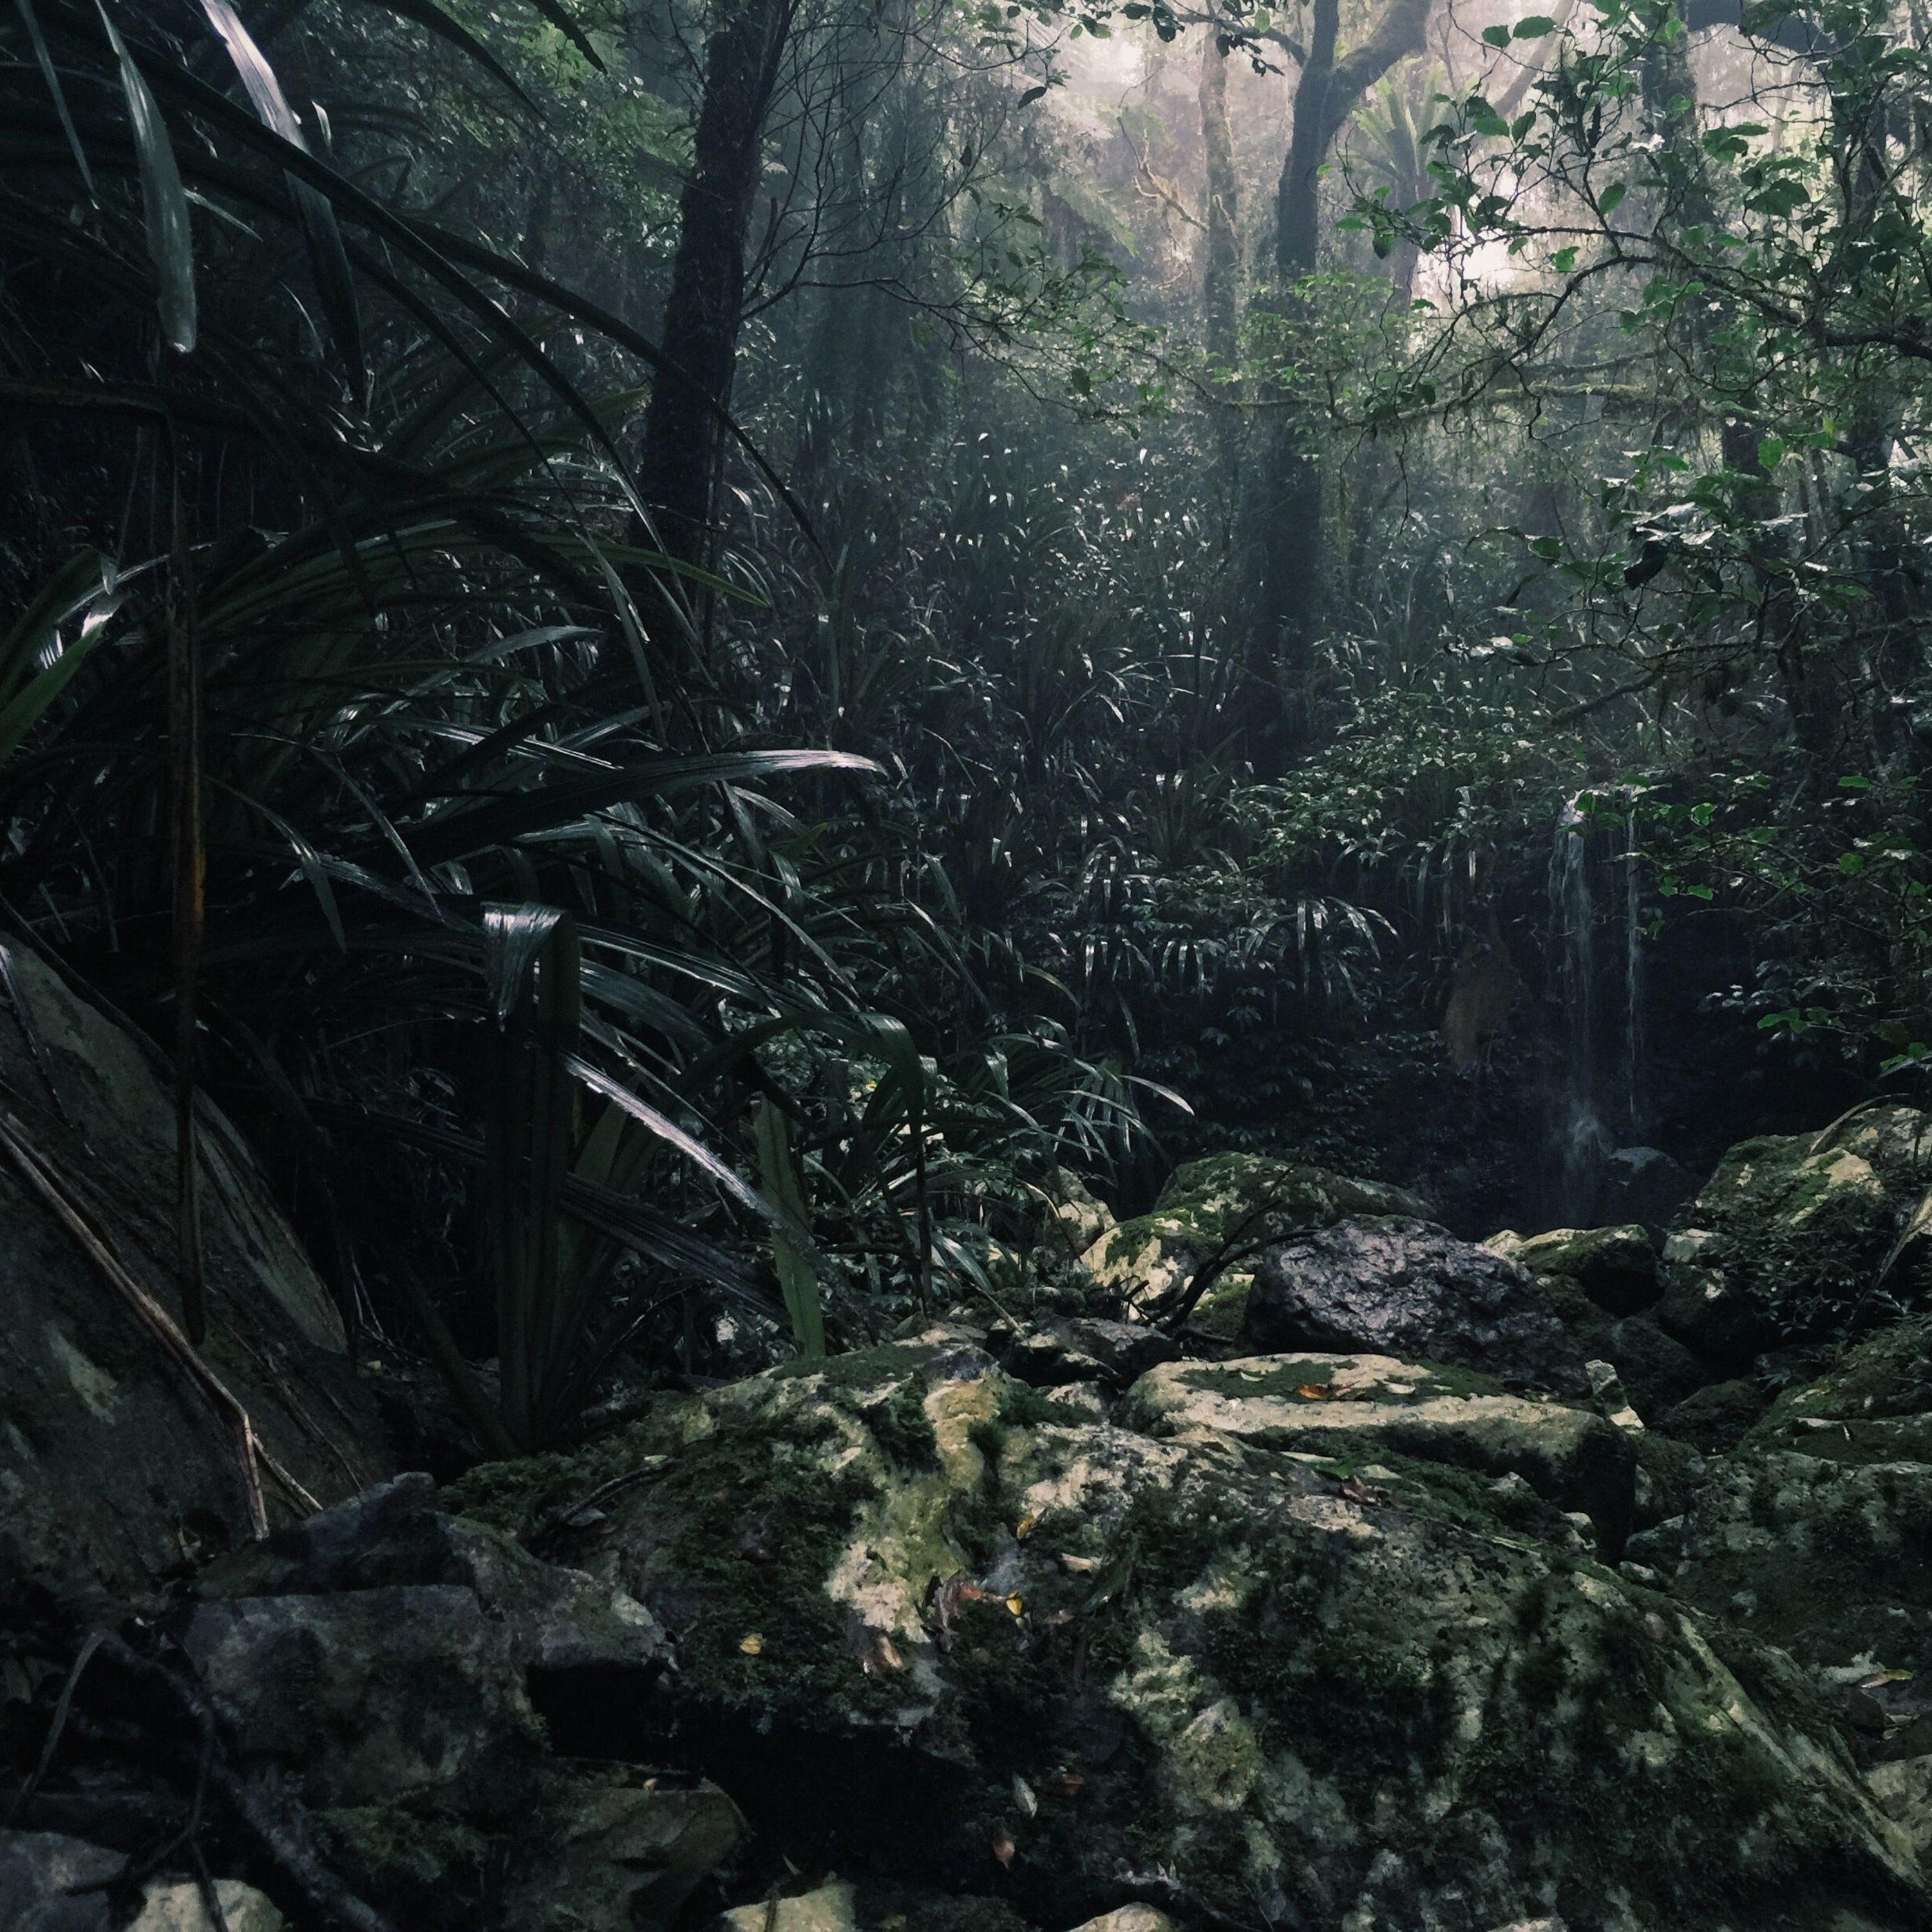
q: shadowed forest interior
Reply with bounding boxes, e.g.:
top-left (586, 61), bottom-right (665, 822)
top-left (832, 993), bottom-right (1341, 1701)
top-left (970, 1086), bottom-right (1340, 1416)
top-left (9, 0), bottom-right (1932, 1922)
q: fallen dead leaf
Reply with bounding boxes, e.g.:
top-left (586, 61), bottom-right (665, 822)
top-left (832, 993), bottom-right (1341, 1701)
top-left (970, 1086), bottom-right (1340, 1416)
top-left (1005, 1593), bottom-right (1025, 1617)
top-left (1012, 1774), bottom-right (1037, 1818)
top-left (1016, 1513), bottom-right (1038, 1540)
top-left (1043, 1770), bottom-right (1084, 1796)
top-left (1338, 1476), bottom-right (1385, 1506)
top-left (1295, 1384), bottom-right (1332, 1400)
top-left (991, 1831), bottom-right (1016, 1867)
top-left (738, 1632), bottom-right (765, 1656)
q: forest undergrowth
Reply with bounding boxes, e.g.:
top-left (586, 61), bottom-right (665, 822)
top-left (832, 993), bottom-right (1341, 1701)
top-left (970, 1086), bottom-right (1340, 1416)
top-left (5, 0), bottom-right (1932, 1446)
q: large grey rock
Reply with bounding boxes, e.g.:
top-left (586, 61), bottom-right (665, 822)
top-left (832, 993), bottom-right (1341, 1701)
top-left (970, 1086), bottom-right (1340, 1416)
top-left (0, 942), bottom-right (388, 1595)
top-left (1242, 1217), bottom-right (1586, 1392)
top-left (126, 1882), bottom-right (285, 1931)
top-left (719, 1881), bottom-right (855, 1930)
top-left (1077, 1154), bottom-right (1430, 1335)
top-left (1003, 1316), bottom-right (1177, 1388)
top-left (1598, 1144), bottom-right (1694, 1232)
top-left (182, 1585), bottom-right (542, 1808)
top-left (1513, 1264), bottom-right (1708, 1419)
top-left (1597, 1313), bottom-right (1708, 1417)
top-left (1671, 1322), bottom-right (1932, 1700)
top-left (1658, 1378), bottom-right (1766, 1452)
top-left (0, 1836), bottom-right (285, 1932)
top-left (504, 1770), bottom-right (743, 1931)
top-left (1039, 1168), bottom-right (1115, 1261)
top-left (1124, 1354), bottom-right (1636, 1553)
top-left (0, 1832), bottom-right (123, 1932)
top-left (1662, 1108), bottom-right (1932, 1349)
top-left (1654, 1235), bottom-right (1781, 1371)
top-left (197, 1472), bottom-right (672, 1681)
top-left (451, 1340), bottom-right (1923, 1932)
top-left (180, 1489), bottom-right (732, 1932)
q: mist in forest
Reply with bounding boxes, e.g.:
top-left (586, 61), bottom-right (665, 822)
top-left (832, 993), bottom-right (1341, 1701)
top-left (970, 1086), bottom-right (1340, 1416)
top-left (7, 0), bottom-right (1932, 1922)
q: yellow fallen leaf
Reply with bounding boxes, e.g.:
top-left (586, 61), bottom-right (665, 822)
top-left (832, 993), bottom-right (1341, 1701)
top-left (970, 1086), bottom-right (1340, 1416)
top-left (1005, 1593), bottom-right (1025, 1617)
top-left (1016, 1513), bottom-right (1038, 1539)
top-left (1296, 1384), bottom-right (1332, 1399)
top-left (739, 1632), bottom-right (764, 1656)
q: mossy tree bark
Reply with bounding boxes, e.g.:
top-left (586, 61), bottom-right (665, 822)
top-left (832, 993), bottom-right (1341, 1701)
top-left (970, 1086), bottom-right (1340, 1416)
top-left (1247, 0), bottom-right (1433, 759)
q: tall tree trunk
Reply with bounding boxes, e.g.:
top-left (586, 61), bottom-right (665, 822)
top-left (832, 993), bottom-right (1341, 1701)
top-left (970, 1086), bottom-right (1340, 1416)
top-left (1244, 0), bottom-right (1430, 756)
top-left (1198, 30), bottom-right (1242, 480)
top-left (1251, 0), bottom-right (1339, 746)
top-left (638, 0), bottom-right (792, 575)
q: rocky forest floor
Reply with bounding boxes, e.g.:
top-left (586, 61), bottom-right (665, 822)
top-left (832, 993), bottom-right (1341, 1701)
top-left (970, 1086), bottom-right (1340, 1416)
top-left (6, 953), bottom-right (1932, 1932)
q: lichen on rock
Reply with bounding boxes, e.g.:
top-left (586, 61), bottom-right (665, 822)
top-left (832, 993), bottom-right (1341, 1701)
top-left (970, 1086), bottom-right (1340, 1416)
top-left (1074, 1153), bottom-right (1430, 1330)
top-left (448, 1332), bottom-right (1920, 1931)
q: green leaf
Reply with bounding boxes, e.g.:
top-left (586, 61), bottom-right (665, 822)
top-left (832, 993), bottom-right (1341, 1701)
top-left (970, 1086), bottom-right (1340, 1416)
top-left (1552, 244), bottom-right (1580, 272)
top-left (0, 550), bottom-right (120, 766)
top-left (95, 0), bottom-right (196, 352)
top-left (194, 0), bottom-right (365, 390)
top-left (1482, 22), bottom-right (1512, 43)
top-left (1513, 14), bottom-right (1558, 33)
top-left (1756, 434), bottom-right (1786, 471)
top-left (15, 0), bottom-right (97, 203)
top-left (1840, 851), bottom-right (1866, 875)
top-left (1598, 181), bottom-right (1627, 216)
top-left (517, 0), bottom-right (607, 69)
top-left (358, 0), bottom-right (541, 109)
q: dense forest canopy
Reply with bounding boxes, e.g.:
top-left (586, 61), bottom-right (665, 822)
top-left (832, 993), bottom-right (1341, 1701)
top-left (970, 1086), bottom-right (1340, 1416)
top-left (5, 0), bottom-right (1932, 1448)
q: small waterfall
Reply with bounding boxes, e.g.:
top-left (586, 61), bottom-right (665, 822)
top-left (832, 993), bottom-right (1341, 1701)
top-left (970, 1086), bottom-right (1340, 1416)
top-left (1549, 802), bottom-right (1607, 1220)
top-left (1623, 806), bottom-right (1645, 1137)
top-left (1547, 797), bottom-right (1647, 1223)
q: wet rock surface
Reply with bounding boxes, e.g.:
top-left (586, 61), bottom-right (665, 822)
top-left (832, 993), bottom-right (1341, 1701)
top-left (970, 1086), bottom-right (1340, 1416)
top-left (0, 943), bottom-right (390, 1596)
top-left (1076, 1153), bottom-right (1430, 1334)
top-left (1661, 1106), bottom-right (1932, 1347)
top-left (1242, 1217), bottom-right (1588, 1392)
top-left (22, 1122), bottom-right (1932, 1931)
top-left (441, 1335), bottom-right (1918, 1931)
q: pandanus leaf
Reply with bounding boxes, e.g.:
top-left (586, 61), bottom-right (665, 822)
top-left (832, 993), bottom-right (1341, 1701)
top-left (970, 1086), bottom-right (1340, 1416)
top-left (194, 0), bottom-right (366, 391)
top-left (93, 0), bottom-right (195, 352)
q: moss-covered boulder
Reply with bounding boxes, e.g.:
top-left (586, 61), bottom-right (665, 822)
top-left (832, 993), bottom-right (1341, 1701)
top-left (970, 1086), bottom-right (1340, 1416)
top-left (1123, 1354), bottom-right (1634, 1553)
top-left (1665, 1325), bottom-right (1932, 1737)
top-left (0, 943), bottom-right (389, 1593)
top-left (1514, 1262), bottom-right (1709, 1421)
top-left (1486, 1224), bottom-right (1660, 1317)
top-left (1658, 1379), bottom-right (1767, 1454)
top-left (1664, 1108), bottom-right (1932, 1349)
top-left (1040, 1168), bottom-right (1116, 1262)
top-left (1075, 1155), bottom-right (1428, 1333)
top-left (1241, 1218), bottom-right (1586, 1392)
top-left (455, 1341), bottom-right (1924, 1932)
